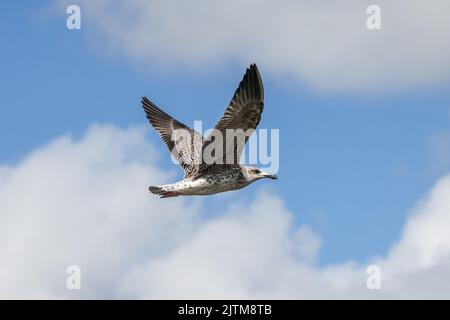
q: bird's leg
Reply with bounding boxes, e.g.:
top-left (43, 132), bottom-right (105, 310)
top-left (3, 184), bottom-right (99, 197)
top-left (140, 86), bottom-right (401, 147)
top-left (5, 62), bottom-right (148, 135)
top-left (160, 191), bottom-right (180, 198)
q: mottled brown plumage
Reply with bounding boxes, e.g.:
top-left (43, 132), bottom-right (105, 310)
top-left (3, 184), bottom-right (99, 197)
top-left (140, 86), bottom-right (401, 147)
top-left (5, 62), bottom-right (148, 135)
top-left (141, 64), bottom-right (276, 198)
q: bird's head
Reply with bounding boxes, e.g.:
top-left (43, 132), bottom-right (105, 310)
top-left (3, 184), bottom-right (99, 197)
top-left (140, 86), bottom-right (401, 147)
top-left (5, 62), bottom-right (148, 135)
top-left (242, 166), bottom-right (278, 183)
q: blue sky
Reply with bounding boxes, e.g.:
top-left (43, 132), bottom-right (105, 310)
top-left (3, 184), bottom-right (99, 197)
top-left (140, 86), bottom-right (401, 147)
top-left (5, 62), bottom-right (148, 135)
top-left (1, 0), bottom-right (450, 271)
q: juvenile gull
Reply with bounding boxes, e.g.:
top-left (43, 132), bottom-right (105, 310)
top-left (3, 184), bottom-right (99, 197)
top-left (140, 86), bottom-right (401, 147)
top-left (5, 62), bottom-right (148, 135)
top-left (141, 64), bottom-right (277, 198)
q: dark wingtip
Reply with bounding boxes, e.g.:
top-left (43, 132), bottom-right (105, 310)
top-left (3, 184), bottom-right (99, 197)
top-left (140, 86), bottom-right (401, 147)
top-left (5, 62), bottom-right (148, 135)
top-left (141, 96), bottom-right (150, 105)
top-left (244, 63), bottom-right (263, 101)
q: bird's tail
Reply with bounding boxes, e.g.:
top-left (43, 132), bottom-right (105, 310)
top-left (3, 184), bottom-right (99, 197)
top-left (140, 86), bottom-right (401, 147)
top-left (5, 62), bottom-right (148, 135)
top-left (148, 186), bottom-right (180, 198)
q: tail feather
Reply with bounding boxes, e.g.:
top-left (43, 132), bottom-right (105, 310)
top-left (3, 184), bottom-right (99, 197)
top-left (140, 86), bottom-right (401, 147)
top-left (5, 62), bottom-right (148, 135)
top-left (148, 186), bottom-right (180, 198)
top-left (148, 186), bottom-right (164, 195)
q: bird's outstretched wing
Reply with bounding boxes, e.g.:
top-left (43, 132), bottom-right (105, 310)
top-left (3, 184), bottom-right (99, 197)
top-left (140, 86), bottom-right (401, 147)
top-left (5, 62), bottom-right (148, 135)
top-left (141, 97), bottom-right (204, 178)
top-left (201, 63), bottom-right (264, 168)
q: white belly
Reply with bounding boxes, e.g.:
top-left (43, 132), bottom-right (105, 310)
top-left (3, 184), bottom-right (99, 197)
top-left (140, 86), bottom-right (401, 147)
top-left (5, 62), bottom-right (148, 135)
top-left (164, 178), bottom-right (245, 196)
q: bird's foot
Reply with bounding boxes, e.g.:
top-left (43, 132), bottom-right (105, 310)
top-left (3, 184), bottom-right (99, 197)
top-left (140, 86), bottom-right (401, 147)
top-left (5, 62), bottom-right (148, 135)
top-left (160, 191), bottom-right (180, 198)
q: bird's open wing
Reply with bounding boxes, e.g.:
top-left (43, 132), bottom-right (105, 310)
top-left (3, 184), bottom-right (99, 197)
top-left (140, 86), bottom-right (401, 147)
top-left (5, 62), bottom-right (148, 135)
top-left (141, 97), bottom-right (204, 178)
top-left (201, 64), bottom-right (264, 168)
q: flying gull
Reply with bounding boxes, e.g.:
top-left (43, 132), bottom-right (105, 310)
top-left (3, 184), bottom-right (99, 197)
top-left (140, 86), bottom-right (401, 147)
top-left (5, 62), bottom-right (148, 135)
top-left (141, 63), bottom-right (277, 198)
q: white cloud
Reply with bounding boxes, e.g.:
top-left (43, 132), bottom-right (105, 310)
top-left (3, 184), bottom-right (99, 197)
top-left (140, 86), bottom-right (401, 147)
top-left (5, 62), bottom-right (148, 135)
top-left (55, 0), bottom-right (450, 93)
top-left (374, 175), bottom-right (450, 298)
top-left (1, 124), bottom-right (450, 298)
top-left (294, 226), bottom-right (322, 263)
top-left (0, 125), bottom-right (201, 298)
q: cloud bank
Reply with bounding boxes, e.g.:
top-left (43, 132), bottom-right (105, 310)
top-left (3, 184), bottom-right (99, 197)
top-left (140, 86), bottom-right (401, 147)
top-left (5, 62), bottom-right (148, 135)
top-left (1, 124), bottom-right (450, 298)
top-left (56, 0), bottom-right (450, 93)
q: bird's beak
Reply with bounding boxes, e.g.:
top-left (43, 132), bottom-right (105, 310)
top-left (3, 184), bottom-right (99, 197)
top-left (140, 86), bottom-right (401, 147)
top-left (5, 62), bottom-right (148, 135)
top-left (265, 174), bottom-right (278, 180)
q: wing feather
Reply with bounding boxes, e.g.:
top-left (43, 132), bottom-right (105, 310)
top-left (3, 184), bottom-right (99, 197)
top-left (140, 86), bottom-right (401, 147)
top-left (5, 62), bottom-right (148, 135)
top-left (141, 97), bottom-right (203, 178)
top-left (201, 64), bottom-right (264, 169)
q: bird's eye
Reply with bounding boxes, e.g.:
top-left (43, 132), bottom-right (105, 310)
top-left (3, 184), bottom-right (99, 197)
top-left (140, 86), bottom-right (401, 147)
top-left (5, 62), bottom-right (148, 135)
top-left (252, 169), bottom-right (260, 174)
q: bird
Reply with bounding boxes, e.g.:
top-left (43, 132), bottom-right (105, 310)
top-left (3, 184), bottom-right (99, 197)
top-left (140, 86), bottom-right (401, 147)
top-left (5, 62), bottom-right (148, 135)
top-left (141, 63), bottom-right (277, 198)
